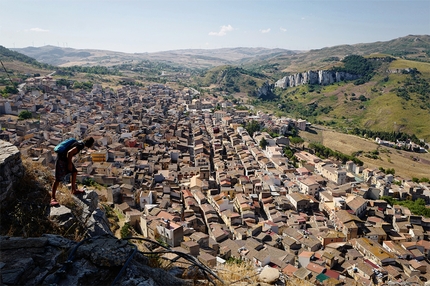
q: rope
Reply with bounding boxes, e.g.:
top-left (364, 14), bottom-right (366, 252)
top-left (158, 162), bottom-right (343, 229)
top-left (124, 236), bottom-right (225, 286)
top-left (49, 235), bottom-right (225, 285)
top-left (0, 60), bottom-right (15, 86)
top-left (111, 243), bottom-right (137, 286)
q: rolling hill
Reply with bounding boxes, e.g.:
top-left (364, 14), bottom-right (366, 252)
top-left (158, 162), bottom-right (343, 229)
top-left (11, 45), bottom-right (297, 69)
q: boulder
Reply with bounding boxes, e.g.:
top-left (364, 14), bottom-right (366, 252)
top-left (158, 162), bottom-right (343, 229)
top-left (258, 266), bottom-right (280, 284)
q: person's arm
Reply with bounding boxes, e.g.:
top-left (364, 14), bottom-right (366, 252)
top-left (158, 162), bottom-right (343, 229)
top-left (67, 147), bottom-right (79, 171)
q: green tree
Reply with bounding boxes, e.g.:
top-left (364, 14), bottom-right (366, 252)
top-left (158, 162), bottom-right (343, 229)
top-left (289, 136), bottom-right (304, 148)
top-left (260, 137), bottom-right (268, 149)
top-left (358, 95), bottom-right (367, 101)
top-left (18, 110), bottom-right (32, 120)
top-left (56, 78), bottom-right (72, 88)
top-left (2, 85), bottom-right (18, 96)
top-left (245, 120), bottom-right (260, 136)
top-left (120, 222), bottom-right (131, 238)
top-left (283, 147), bottom-right (295, 160)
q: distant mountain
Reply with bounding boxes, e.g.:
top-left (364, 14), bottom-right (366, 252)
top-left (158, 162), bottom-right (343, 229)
top-left (249, 34), bottom-right (430, 73)
top-left (11, 46), bottom-right (297, 69)
top-left (11, 35), bottom-right (430, 71)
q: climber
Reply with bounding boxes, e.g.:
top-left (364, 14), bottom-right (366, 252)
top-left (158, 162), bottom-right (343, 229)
top-left (50, 137), bottom-right (94, 206)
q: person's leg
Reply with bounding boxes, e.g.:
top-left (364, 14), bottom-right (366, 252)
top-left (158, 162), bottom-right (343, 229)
top-left (52, 158), bottom-right (64, 204)
top-left (51, 180), bottom-right (60, 200)
top-left (71, 171), bottom-right (77, 193)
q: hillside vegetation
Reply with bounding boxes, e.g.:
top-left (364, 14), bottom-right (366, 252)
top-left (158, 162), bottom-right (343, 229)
top-left (194, 65), bottom-right (271, 96)
top-left (248, 34), bottom-right (430, 73)
top-left (270, 57), bottom-right (430, 141)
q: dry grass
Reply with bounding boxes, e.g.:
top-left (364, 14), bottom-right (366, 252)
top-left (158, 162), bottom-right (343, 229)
top-left (0, 157), bottom-right (90, 240)
top-left (215, 262), bottom-right (259, 285)
top-left (54, 184), bottom-right (76, 208)
top-left (300, 126), bottom-right (430, 179)
top-left (285, 277), bottom-right (315, 286)
top-left (0, 60), bottom-right (53, 75)
top-left (1, 158), bottom-right (55, 237)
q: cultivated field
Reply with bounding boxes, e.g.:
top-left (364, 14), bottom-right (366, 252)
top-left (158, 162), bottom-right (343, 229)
top-left (299, 125), bottom-right (430, 180)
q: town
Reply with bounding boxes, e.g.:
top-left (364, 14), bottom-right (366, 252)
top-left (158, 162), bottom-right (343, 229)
top-left (1, 75), bottom-right (430, 285)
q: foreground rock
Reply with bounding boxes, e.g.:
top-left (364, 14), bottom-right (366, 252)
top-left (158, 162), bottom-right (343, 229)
top-left (258, 265), bottom-right (280, 284)
top-left (0, 141), bottom-right (24, 210)
top-left (49, 189), bottom-right (112, 237)
top-left (0, 235), bottom-right (188, 286)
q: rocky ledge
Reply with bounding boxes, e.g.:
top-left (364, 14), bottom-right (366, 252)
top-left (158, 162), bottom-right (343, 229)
top-left (0, 235), bottom-right (188, 286)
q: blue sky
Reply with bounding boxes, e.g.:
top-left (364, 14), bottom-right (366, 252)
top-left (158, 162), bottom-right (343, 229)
top-left (1, 0), bottom-right (429, 53)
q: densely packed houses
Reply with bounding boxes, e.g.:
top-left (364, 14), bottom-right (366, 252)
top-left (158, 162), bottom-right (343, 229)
top-left (1, 79), bottom-right (430, 285)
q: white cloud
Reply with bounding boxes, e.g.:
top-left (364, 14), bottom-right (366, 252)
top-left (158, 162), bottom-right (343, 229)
top-left (208, 25), bottom-right (233, 36)
top-left (28, 28), bottom-right (49, 32)
top-left (260, 28), bottom-right (271, 34)
top-left (280, 27), bottom-right (287, 32)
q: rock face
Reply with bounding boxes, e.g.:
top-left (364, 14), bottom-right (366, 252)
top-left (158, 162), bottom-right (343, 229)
top-left (274, 70), bottom-right (360, 88)
top-left (0, 235), bottom-right (188, 286)
top-left (256, 81), bottom-right (275, 99)
top-left (0, 141), bottom-right (24, 210)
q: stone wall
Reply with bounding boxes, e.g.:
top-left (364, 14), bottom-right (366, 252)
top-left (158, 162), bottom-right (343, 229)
top-left (0, 140), bottom-right (24, 209)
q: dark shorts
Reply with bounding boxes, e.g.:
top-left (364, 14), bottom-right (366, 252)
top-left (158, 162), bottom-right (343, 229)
top-left (55, 158), bottom-right (77, 182)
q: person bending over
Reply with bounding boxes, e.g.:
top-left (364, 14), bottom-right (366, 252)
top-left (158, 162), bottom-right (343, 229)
top-left (51, 137), bottom-right (94, 206)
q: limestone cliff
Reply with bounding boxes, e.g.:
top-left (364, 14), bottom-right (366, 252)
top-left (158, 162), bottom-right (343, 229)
top-left (274, 70), bottom-right (360, 88)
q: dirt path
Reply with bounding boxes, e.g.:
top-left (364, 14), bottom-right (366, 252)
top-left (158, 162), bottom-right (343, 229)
top-left (300, 125), bottom-right (430, 179)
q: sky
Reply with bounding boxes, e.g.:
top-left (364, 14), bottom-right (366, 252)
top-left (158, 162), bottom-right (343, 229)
top-left (1, 0), bottom-right (429, 53)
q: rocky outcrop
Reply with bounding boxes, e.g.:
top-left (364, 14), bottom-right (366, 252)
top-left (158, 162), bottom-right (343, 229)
top-left (0, 235), bottom-right (188, 286)
top-left (275, 70), bottom-right (360, 88)
top-left (49, 190), bottom-right (112, 237)
top-left (0, 141), bottom-right (24, 210)
top-left (256, 81), bottom-right (276, 100)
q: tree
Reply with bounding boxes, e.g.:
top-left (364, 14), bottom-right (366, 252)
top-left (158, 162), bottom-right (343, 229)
top-left (289, 136), bottom-right (304, 148)
top-left (2, 85), bottom-right (18, 96)
top-left (245, 120), bottom-right (260, 136)
top-left (283, 147), bottom-right (295, 160)
top-left (18, 110), bottom-right (32, 120)
top-left (120, 222), bottom-right (131, 238)
top-left (260, 137), bottom-right (268, 149)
